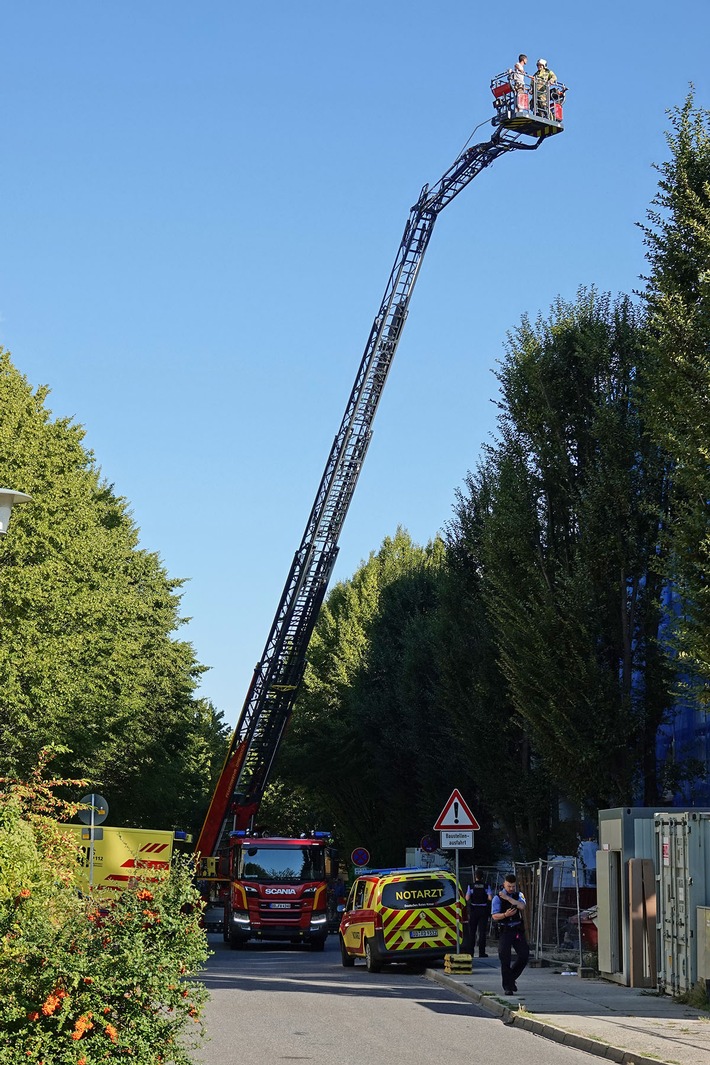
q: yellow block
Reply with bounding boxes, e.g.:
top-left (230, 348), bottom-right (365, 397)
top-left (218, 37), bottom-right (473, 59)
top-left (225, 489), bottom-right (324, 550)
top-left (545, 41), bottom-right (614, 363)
top-left (444, 952), bottom-right (473, 974)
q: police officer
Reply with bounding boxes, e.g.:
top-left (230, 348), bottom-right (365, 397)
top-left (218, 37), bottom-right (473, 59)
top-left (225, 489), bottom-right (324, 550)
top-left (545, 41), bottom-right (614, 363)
top-left (466, 870), bottom-right (492, 958)
top-left (491, 873), bottom-right (529, 995)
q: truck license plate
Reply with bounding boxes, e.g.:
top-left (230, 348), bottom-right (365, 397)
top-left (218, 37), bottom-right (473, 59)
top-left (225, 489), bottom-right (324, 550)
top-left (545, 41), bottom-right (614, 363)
top-left (410, 928), bottom-right (437, 939)
top-left (270, 903), bottom-right (291, 909)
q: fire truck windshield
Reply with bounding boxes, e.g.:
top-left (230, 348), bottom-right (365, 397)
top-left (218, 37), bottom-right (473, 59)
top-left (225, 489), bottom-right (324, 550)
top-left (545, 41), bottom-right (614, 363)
top-left (239, 845), bottom-right (325, 883)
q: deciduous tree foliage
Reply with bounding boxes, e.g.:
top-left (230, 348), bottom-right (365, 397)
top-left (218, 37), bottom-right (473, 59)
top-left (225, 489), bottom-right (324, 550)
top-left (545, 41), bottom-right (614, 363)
top-left (442, 467), bottom-right (558, 860)
top-left (275, 529), bottom-right (465, 865)
top-left (470, 291), bottom-right (671, 810)
top-left (267, 101), bottom-right (710, 858)
top-left (275, 294), bottom-right (672, 855)
top-left (0, 351), bottom-right (228, 831)
top-left (639, 94), bottom-right (710, 696)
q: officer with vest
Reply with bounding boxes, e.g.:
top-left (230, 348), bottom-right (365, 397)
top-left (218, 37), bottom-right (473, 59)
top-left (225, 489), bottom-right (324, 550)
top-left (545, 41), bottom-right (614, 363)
top-left (491, 873), bottom-right (529, 995)
top-left (466, 870), bottom-right (492, 958)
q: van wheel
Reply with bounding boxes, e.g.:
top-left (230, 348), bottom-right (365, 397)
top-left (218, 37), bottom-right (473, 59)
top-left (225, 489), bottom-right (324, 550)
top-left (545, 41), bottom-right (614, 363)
top-left (365, 939), bottom-right (382, 973)
top-left (340, 935), bottom-right (355, 967)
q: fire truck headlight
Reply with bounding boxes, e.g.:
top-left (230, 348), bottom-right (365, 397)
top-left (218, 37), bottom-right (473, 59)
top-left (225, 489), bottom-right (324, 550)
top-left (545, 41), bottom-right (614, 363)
top-left (232, 910), bottom-right (250, 925)
top-left (310, 913), bottom-right (327, 927)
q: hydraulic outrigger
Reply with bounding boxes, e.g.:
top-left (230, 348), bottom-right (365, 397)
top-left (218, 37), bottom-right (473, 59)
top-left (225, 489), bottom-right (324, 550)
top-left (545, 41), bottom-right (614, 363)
top-left (196, 76), bottom-right (566, 872)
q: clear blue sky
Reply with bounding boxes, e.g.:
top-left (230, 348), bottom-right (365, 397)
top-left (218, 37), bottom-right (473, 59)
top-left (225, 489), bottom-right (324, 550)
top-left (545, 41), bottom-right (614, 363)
top-left (1, 3), bottom-right (708, 727)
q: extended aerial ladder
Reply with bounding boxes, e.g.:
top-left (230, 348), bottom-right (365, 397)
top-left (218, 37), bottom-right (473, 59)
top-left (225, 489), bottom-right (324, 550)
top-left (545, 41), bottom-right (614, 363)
top-left (196, 79), bottom-right (566, 868)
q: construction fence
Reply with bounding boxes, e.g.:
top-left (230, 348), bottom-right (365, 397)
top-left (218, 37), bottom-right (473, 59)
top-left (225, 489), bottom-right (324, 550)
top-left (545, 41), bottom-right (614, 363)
top-left (460, 857), bottom-right (596, 969)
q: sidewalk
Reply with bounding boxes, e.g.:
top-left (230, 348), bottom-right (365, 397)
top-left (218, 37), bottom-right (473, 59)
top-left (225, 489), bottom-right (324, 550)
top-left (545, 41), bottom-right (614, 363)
top-left (426, 956), bottom-right (710, 1065)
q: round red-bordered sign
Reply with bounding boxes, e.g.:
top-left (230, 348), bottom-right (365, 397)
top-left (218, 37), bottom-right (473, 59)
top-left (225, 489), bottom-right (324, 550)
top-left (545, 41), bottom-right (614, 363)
top-left (351, 847), bottom-right (370, 867)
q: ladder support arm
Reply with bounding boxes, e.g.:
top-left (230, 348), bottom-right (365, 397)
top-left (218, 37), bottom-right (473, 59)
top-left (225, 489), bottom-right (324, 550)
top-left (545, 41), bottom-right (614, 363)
top-left (196, 120), bottom-right (557, 861)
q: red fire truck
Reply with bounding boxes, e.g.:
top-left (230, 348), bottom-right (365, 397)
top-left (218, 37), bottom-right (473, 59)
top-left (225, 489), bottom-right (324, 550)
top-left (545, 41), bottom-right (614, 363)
top-left (196, 75), bottom-right (566, 913)
top-left (223, 831), bottom-right (338, 950)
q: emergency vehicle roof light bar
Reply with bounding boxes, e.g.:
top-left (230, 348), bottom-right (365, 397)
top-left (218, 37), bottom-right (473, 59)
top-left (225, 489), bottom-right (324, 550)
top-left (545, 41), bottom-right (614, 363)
top-left (368, 867), bottom-right (437, 876)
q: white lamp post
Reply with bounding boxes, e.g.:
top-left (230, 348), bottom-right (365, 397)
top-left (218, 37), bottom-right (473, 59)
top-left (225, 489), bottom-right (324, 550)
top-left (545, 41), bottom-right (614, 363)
top-left (0, 488), bottom-right (32, 535)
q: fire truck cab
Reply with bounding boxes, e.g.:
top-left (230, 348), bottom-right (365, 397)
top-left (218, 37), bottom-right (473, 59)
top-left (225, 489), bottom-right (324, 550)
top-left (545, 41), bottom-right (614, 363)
top-left (224, 832), bottom-right (337, 951)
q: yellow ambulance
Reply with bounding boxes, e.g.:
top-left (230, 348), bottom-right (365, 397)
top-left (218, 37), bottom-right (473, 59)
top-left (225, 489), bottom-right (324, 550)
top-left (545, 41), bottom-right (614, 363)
top-left (63, 824), bottom-right (174, 893)
top-left (338, 868), bottom-right (462, 971)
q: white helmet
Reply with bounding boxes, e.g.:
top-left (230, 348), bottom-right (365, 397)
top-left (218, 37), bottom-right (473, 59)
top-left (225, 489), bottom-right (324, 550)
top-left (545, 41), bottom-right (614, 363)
top-left (537, 58), bottom-right (547, 67)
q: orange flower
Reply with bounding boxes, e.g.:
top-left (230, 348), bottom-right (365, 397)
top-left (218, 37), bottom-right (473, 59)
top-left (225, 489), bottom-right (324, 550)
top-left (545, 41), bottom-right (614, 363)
top-left (71, 1014), bottom-right (94, 1040)
top-left (136, 889), bottom-right (154, 901)
top-left (27, 1011), bottom-right (40, 1021)
top-left (40, 987), bottom-right (68, 1014)
top-left (18, 888), bottom-right (31, 899)
top-left (104, 1023), bottom-right (118, 1043)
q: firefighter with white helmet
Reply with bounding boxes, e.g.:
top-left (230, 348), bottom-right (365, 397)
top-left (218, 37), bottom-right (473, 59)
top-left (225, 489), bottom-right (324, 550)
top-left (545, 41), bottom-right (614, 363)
top-left (533, 57), bottom-right (557, 116)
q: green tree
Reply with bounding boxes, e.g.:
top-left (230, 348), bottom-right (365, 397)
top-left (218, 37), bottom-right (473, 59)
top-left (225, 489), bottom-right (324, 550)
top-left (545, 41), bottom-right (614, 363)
top-left (639, 94), bottom-right (710, 695)
top-left (442, 464), bottom-right (557, 860)
top-left (275, 528), bottom-right (454, 865)
top-left (460, 291), bottom-right (670, 811)
top-left (0, 349), bottom-right (221, 830)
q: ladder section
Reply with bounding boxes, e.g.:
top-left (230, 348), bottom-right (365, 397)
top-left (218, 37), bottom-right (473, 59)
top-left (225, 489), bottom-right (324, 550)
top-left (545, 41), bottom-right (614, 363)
top-left (197, 121), bottom-right (558, 861)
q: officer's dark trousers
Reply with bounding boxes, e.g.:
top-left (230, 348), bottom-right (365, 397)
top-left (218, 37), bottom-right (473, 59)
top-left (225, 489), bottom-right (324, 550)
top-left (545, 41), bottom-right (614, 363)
top-left (498, 925), bottom-right (529, 989)
top-left (469, 907), bottom-right (488, 956)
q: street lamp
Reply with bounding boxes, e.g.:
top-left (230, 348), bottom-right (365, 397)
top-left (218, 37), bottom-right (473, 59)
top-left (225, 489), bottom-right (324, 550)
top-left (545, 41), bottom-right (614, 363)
top-left (0, 488), bottom-right (32, 535)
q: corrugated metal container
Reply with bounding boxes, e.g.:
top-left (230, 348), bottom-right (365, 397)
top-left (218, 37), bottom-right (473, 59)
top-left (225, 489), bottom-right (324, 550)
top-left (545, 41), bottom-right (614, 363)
top-left (598, 808), bottom-right (673, 985)
top-left (655, 812), bottom-right (710, 994)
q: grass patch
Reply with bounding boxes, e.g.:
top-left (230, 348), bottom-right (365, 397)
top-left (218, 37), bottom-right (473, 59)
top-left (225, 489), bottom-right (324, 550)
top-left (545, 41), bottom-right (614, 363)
top-left (673, 981), bottom-right (710, 1011)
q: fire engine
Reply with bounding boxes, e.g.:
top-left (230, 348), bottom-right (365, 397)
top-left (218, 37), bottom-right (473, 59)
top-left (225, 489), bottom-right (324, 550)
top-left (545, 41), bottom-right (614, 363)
top-left (223, 831), bottom-right (338, 950)
top-left (195, 74), bottom-right (566, 924)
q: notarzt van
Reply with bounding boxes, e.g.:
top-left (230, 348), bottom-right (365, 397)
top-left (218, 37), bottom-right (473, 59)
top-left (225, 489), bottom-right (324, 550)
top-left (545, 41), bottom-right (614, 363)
top-left (339, 868), bottom-right (462, 971)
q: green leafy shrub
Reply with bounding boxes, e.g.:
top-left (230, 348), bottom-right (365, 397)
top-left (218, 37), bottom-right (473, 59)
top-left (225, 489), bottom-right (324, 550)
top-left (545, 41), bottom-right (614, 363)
top-left (0, 754), bottom-right (210, 1064)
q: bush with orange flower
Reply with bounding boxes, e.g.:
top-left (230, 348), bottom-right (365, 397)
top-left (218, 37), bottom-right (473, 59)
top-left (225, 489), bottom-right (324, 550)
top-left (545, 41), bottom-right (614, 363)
top-left (0, 753), bottom-right (209, 1064)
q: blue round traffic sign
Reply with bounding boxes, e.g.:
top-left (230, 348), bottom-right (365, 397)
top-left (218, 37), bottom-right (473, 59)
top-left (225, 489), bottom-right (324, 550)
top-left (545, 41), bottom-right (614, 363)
top-left (420, 834), bottom-right (436, 853)
top-left (351, 847), bottom-right (370, 867)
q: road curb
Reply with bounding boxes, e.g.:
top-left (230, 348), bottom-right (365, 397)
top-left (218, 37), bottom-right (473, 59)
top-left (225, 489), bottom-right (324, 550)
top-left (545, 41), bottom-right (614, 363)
top-left (425, 970), bottom-right (673, 1065)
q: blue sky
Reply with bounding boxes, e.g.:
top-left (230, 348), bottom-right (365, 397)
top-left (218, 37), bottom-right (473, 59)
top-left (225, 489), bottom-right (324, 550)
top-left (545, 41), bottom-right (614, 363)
top-left (1, 3), bottom-right (709, 727)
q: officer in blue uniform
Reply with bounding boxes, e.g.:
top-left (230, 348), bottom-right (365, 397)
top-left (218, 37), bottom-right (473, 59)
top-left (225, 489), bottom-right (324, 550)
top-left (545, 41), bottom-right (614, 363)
top-left (466, 870), bottom-right (492, 957)
top-left (491, 873), bottom-right (529, 995)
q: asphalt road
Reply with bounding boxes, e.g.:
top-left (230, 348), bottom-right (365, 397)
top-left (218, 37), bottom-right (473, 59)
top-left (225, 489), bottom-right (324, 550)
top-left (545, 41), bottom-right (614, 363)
top-left (196, 934), bottom-right (594, 1065)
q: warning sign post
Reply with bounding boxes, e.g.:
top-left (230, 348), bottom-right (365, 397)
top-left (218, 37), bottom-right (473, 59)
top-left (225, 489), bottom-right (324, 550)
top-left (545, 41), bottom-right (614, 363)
top-left (440, 830), bottom-right (473, 849)
top-left (433, 789), bottom-right (481, 831)
top-left (433, 789), bottom-right (480, 954)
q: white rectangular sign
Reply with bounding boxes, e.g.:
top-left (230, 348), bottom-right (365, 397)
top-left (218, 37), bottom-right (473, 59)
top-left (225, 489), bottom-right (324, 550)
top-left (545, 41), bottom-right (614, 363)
top-left (439, 830), bottom-right (473, 849)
